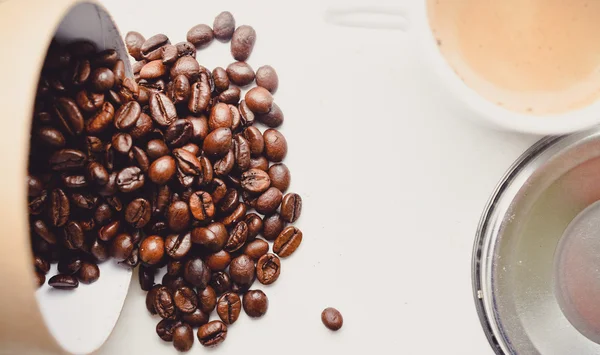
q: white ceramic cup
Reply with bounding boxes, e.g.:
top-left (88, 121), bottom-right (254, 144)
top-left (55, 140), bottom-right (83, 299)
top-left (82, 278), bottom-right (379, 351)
top-left (325, 3), bottom-right (600, 135)
top-left (0, 1), bottom-right (132, 354)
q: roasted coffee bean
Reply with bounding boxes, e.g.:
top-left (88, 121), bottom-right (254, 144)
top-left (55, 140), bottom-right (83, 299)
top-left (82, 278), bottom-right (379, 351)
top-left (137, 86), bottom-right (151, 105)
top-left (75, 89), bottom-right (104, 113)
top-left (210, 272), bottom-right (232, 295)
top-left (98, 172), bottom-right (118, 196)
top-left (139, 265), bottom-right (156, 291)
top-left (112, 133), bottom-right (132, 154)
top-left (228, 105), bottom-right (240, 131)
top-left (189, 116), bottom-right (209, 143)
top-left (217, 86), bottom-right (240, 104)
top-left (255, 65), bottom-right (279, 93)
top-left (48, 75), bottom-right (68, 93)
top-left (165, 119), bottom-right (193, 147)
top-left (182, 308), bottom-right (210, 327)
top-left (175, 41), bottom-right (196, 58)
top-left (173, 148), bottom-right (202, 177)
top-left (165, 232), bottom-right (192, 259)
top-left (167, 201), bottom-right (191, 233)
top-left (130, 113), bottom-right (154, 139)
top-left (218, 188), bottom-right (239, 215)
top-left (130, 146), bottom-right (150, 173)
top-left (281, 193), bottom-right (302, 223)
top-left (209, 178), bottom-right (227, 204)
top-left (226, 62), bottom-right (255, 87)
top-left (119, 77), bottom-right (140, 102)
top-left (256, 253), bottom-right (280, 285)
top-left (205, 250), bottom-right (231, 271)
top-left (167, 260), bottom-right (184, 276)
top-left (125, 198), bottom-right (151, 228)
top-left (242, 126), bottom-right (263, 157)
top-left (241, 168), bottom-right (271, 193)
top-left (112, 60), bottom-right (125, 86)
top-left (274, 226), bottom-right (302, 257)
top-left (68, 59), bottom-right (91, 87)
top-left (225, 221), bottom-right (248, 252)
top-left (48, 274), bottom-right (79, 290)
top-left (237, 100), bottom-right (254, 127)
top-left (159, 44), bottom-right (178, 65)
top-left (27, 176), bottom-right (44, 198)
top-left (184, 257), bottom-right (211, 289)
top-left (214, 149), bottom-right (235, 177)
top-left (90, 67), bottom-right (115, 92)
top-left (188, 81), bottom-right (211, 114)
top-left (60, 174), bottom-right (87, 189)
top-left (174, 286), bottom-right (198, 313)
top-left (146, 284), bottom-right (162, 314)
top-left (63, 220), bottom-right (84, 249)
top-left (114, 100), bottom-right (141, 130)
top-left (268, 163), bottom-right (291, 192)
top-left (197, 320), bottom-right (227, 347)
top-left (197, 285), bottom-right (217, 314)
top-left (94, 203), bottom-right (113, 225)
top-left (151, 184), bottom-right (171, 217)
top-left (229, 254), bottom-right (255, 287)
top-left (92, 49), bottom-right (118, 67)
top-left (86, 136), bottom-right (104, 154)
top-left (58, 256), bottom-right (82, 274)
top-left (171, 56), bottom-right (200, 81)
top-left (90, 239), bottom-right (109, 262)
top-left (148, 156), bottom-right (176, 185)
top-left (116, 166), bottom-right (144, 192)
top-left (36, 126), bottom-right (65, 148)
top-left (242, 213), bottom-right (262, 241)
top-left (213, 11), bottom-right (235, 41)
top-left (263, 129), bottom-right (287, 162)
top-left (49, 188), bottom-right (70, 227)
top-left (191, 227), bottom-right (225, 252)
top-left (122, 248), bottom-right (139, 267)
top-left (322, 308), bottom-right (343, 331)
top-left (168, 75), bottom-right (190, 105)
top-left (257, 102), bottom-right (284, 128)
top-left (156, 318), bottom-right (182, 342)
top-left (244, 239), bottom-right (270, 263)
top-left (256, 187), bottom-right (282, 214)
top-left (249, 156), bottom-right (269, 171)
top-left (163, 274), bottom-right (187, 293)
top-left (85, 161), bottom-right (108, 186)
top-left (107, 89), bottom-right (123, 106)
top-left (139, 78), bottom-right (166, 92)
top-left (209, 103), bottom-right (233, 131)
top-left (203, 128), bottom-right (233, 158)
top-left (243, 290), bottom-right (268, 317)
top-left (32, 219), bottom-right (56, 244)
top-left (232, 135), bottom-right (250, 171)
top-left (262, 213), bottom-right (285, 241)
top-left (140, 235), bottom-right (165, 265)
top-left (222, 202), bottom-right (246, 227)
top-left (245, 87), bottom-right (273, 114)
top-left (189, 191), bottom-right (215, 221)
top-left (154, 286), bottom-right (176, 319)
top-left (187, 24), bottom-right (214, 47)
top-left (34, 255), bottom-right (50, 274)
top-left (110, 233), bottom-right (134, 261)
top-left (141, 34), bottom-right (169, 61)
top-left (149, 92), bottom-right (177, 127)
top-left (181, 143), bottom-right (200, 156)
top-left (217, 292), bottom-right (241, 325)
top-left (212, 67), bottom-right (229, 92)
top-left (146, 139), bottom-right (170, 160)
top-left (54, 98), bottom-right (84, 135)
top-left (125, 31), bottom-right (146, 60)
top-left (77, 262), bottom-right (99, 284)
top-left (173, 324), bottom-right (194, 352)
top-left (140, 60), bottom-right (167, 80)
top-left (98, 220), bottom-right (120, 242)
top-left (231, 25), bottom-right (256, 61)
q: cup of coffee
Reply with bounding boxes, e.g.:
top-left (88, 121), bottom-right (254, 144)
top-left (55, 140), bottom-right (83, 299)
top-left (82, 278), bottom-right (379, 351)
top-left (326, 1), bottom-right (600, 135)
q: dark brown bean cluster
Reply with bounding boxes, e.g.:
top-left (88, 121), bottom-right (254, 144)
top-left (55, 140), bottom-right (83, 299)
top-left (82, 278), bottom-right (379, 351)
top-left (28, 10), bottom-right (303, 352)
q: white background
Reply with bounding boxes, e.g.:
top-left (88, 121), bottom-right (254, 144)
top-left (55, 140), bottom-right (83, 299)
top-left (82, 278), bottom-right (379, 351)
top-left (96, 0), bottom-right (538, 353)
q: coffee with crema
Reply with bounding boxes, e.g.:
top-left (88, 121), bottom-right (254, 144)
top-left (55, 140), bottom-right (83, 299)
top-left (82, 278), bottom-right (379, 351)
top-left (427, 0), bottom-right (600, 115)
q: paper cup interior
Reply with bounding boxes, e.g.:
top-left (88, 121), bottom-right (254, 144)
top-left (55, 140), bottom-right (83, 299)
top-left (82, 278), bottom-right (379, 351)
top-left (33, 2), bottom-right (133, 354)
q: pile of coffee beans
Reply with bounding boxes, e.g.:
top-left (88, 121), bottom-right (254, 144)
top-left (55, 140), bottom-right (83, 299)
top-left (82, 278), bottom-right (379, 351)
top-left (28, 10), bottom-right (304, 351)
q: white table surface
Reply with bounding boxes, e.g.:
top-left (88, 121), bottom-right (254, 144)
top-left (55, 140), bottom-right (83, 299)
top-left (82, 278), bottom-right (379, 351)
top-left (96, 0), bottom-right (538, 353)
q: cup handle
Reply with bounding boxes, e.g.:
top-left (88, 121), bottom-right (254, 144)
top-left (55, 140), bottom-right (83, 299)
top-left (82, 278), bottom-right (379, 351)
top-left (324, 6), bottom-right (410, 31)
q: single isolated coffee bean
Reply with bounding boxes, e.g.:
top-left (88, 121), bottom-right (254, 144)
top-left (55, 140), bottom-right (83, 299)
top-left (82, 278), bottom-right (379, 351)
top-left (174, 286), bottom-right (198, 313)
top-left (263, 128), bottom-right (288, 162)
top-left (213, 11), bottom-right (235, 41)
top-left (165, 233), bottom-right (192, 260)
top-left (173, 324), bottom-right (194, 352)
top-left (321, 307), bottom-right (343, 331)
top-left (229, 254), bottom-right (255, 287)
top-left (273, 225), bottom-right (303, 257)
top-left (262, 213), bottom-right (285, 241)
top-left (125, 31), bottom-right (145, 60)
top-left (78, 262), bottom-right (100, 284)
top-left (187, 24), bottom-right (214, 47)
top-left (256, 65), bottom-right (279, 93)
top-left (231, 25), bottom-right (256, 61)
top-left (140, 235), bottom-right (165, 265)
top-left (256, 253), bottom-right (281, 285)
top-left (154, 286), bottom-right (176, 319)
top-left (243, 290), bottom-right (268, 318)
top-left (280, 192), bottom-right (302, 222)
top-left (198, 285), bottom-right (218, 314)
top-left (197, 320), bottom-right (228, 347)
top-left (48, 274), bottom-right (79, 290)
top-left (268, 163), bottom-right (291, 192)
top-left (217, 292), bottom-right (241, 325)
top-left (141, 33), bottom-right (170, 61)
top-left (256, 187), bottom-right (283, 214)
top-left (226, 62), bottom-right (255, 86)
top-left (245, 87), bottom-right (273, 114)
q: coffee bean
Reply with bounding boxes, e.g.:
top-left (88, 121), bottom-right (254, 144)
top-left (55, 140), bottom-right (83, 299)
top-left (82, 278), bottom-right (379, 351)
top-left (75, 89), bottom-right (104, 113)
top-left (218, 188), bottom-right (239, 214)
top-left (63, 220), bottom-right (84, 249)
top-left (231, 25), bottom-right (256, 61)
top-left (208, 103), bottom-right (233, 131)
top-left (226, 62), bottom-right (255, 87)
top-left (184, 257), bottom-right (211, 289)
top-left (163, 274), bottom-right (187, 293)
top-left (140, 235), bottom-right (164, 265)
top-left (146, 139), bottom-right (170, 160)
top-left (257, 102), bottom-right (284, 127)
top-left (205, 250), bottom-right (231, 271)
top-left (217, 292), bottom-right (241, 325)
top-left (174, 286), bottom-right (198, 313)
top-left (218, 86), bottom-right (241, 104)
top-left (171, 56), bottom-right (200, 81)
top-left (172, 42), bottom-right (194, 59)
top-left (77, 262), bottom-right (99, 284)
top-left (240, 213), bottom-right (261, 241)
top-left (197, 320), bottom-right (227, 347)
top-left (188, 81), bottom-right (211, 114)
top-left (54, 97), bottom-right (84, 135)
top-left (257, 253), bottom-right (281, 285)
top-left (210, 272), bottom-right (232, 295)
top-left (149, 92), bottom-right (177, 127)
top-left (90, 67), bottom-right (115, 92)
top-left (31, 221), bottom-right (53, 244)
top-left (154, 286), bottom-right (176, 319)
top-left (244, 239), bottom-right (269, 260)
top-left (262, 213), bottom-right (285, 241)
top-left (241, 127), bottom-right (263, 157)
top-left (268, 163), bottom-right (291, 192)
top-left (139, 265), bottom-right (155, 291)
top-left (274, 226), bottom-right (302, 257)
top-left (156, 319), bottom-right (182, 342)
top-left (119, 77), bottom-right (140, 102)
top-left (167, 201), bottom-right (191, 233)
top-left (321, 308), bottom-right (343, 331)
top-left (225, 221), bottom-right (248, 252)
top-left (245, 87), bottom-right (273, 114)
top-left (49, 188), bottom-right (70, 227)
top-left (125, 31), bottom-right (146, 60)
top-left (165, 119), bottom-right (193, 147)
top-left (189, 116), bottom-right (209, 143)
top-left (91, 49), bottom-right (117, 67)
top-left (167, 260), bottom-right (183, 277)
top-left (58, 256), bottom-right (82, 274)
top-left (110, 233), bottom-right (134, 261)
top-left (113, 100), bottom-right (141, 130)
top-left (181, 143), bottom-right (200, 156)
top-left (213, 11), bottom-right (235, 41)
top-left (191, 226), bottom-right (225, 252)
top-left (90, 239), bottom-right (109, 262)
top-left (27, 176), bottom-right (44, 198)
top-left (214, 149), bottom-right (235, 177)
top-left (48, 274), bottom-right (79, 290)
top-left (34, 255), bottom-right (50, 274)
top-left (112, 132), bottom-right (132, 154)
top-left (98, 172), bottom-right (118, 196)
top-left (263, 129), bottom-right (287, 162)
top-left (94, 202), bottom-right (113, 225)
top-left (36, 126), bottom-right (65, 148)
top-left (142, 34), bottom-right (169, 61)
top-left (148, 156), bottom-right (176, 185)
top-left (173, 324), bottom-right (194, 352)
top-left (187, 24), bottom-right (214, 47)
top-left (209, 178), bottom-right (227, 204)
top-left (281, 192), bottom-right (302, 222)
top-left (182, 308), bottom-right (210, 327)
top-left (168, 75), bottom-right (190, 105)
top-left (241, 168), bottom-right (271, 193)
top-left (255, 65), bottom-right (279, 93)
top-left (113, 60), bottom-right (125, 86)
top-left (212, 67), bottom-right (229, 92)
top-left (229, 254), bottom-right (255, 287)
top-left (68, 59), bottom-right (91, 87)
top-left (116, 166), bottom-right (144, 192)
top-left (222, 202), bottom-right (246, 227)
top-left (125, 198), bottom-right (151, 228)
top-left (165, 232), bottom-right (192, 260)
top-left (256, 187), bottom-right (283, 214)
top-left (189, 191), bottom-right (215, 221)
top-left (97, 220), bottom-right (119, 242)
top-left (243, 290), bottom-right (268, 317)
top-left (249, 156), bottom-right (269, 171)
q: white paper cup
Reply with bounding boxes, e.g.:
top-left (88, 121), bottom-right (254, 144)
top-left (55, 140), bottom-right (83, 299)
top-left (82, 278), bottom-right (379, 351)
top-left (325, 3), bottom-right (600, 135)
top-left (0, 0), bottom-right (132, 354)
